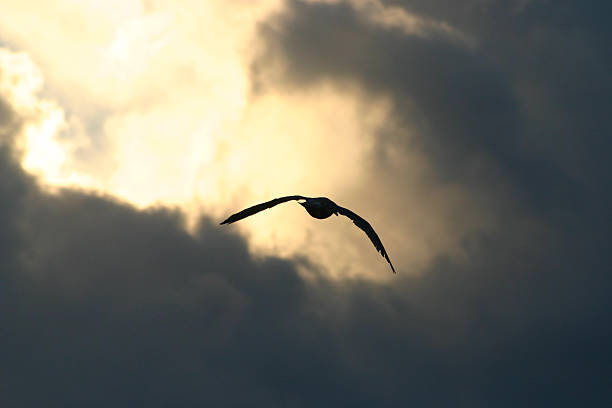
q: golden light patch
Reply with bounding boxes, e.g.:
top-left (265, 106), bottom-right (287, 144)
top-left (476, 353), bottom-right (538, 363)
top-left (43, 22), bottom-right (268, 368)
top-left (0, 49), bottom-right (95, 188)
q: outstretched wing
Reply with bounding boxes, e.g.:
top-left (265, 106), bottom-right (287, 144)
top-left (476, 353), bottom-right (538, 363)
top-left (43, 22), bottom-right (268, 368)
top-left (336, 206), bottom-right (395, 273)
top-left (220, 195), bottom-right (306, 225)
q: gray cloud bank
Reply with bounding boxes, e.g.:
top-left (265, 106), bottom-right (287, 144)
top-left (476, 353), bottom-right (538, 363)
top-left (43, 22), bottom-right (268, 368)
top-left (2, 0), bottom-right (612, 406)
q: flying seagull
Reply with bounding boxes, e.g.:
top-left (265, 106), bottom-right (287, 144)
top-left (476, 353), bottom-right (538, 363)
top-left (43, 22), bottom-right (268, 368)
top-left (220, 196), bottom-right (395, 273)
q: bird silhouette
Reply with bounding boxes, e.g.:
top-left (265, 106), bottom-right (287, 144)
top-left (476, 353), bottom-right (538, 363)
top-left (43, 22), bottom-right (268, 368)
top-left (221, 196), bottom-right (395, 273)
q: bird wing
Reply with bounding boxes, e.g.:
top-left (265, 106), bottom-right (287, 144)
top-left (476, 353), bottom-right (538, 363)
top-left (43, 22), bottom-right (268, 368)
top-left (220, 195), bottom-right (307, 225)
top-left (336, 206), bottom-right (395, 273)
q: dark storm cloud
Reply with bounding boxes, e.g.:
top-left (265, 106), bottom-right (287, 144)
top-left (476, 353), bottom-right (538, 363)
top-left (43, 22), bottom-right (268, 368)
top-left (1, 118), bottom-right (611, 407)
top-left (2, 1), bottom-right (612, 406)
top-left (253, 0), bottom-right (612, 321)
top-left (254, 0), bottom-right (612, 213)
top-left (1, 131), bottom-right (610, 407)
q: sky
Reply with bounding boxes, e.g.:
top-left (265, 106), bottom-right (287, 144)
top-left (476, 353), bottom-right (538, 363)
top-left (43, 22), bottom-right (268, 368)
top-left (1, 0), bottom-right (611, 406)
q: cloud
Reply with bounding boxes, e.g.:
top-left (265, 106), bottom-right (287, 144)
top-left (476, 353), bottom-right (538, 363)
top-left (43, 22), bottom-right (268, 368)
top-left (2, 20), bottom-right (612, 404)
top-left (7, 0), bottom-right (585, 278)
top-left (301, 0), bottom-right (476, 46)
top-left (1, 1), bottom-right (612, 405)
top-left (0, 1), bottom-right (411, 277)
top-left (255, 0), bottom-right (612, 201)
top-left (1, 138), bottom-right (610, 406)
top-left (253, 0), bottom-right (612, 272)
top-left (253, 0), bottom-right (531, 271)
top-left (1, 0), bottom-right (609, 281)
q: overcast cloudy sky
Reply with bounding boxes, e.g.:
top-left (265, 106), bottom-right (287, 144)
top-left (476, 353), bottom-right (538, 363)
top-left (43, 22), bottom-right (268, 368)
top-left (1, 0), bottom-right (611, 406)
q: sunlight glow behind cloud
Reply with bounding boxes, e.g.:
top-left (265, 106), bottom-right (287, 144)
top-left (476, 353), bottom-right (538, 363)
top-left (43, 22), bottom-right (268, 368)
top-left (0, 0), bottom-right (485, 279)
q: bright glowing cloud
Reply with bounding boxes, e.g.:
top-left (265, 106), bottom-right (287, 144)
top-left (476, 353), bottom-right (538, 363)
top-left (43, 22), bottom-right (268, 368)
top-left (0, 0), bottom-right (488, 279)
top-left (0, 49), bottom-right (94, 187)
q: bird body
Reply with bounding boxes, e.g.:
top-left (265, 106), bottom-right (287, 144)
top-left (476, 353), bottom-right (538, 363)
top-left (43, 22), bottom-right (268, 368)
top-left (221, 195), bottom-right (395, 273)
top-left (299, 197), bottom-right (338, 219)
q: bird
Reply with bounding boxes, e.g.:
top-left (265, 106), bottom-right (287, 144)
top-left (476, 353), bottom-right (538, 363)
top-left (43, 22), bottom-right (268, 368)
top-left (220, 196), bottom-right (395, 273)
